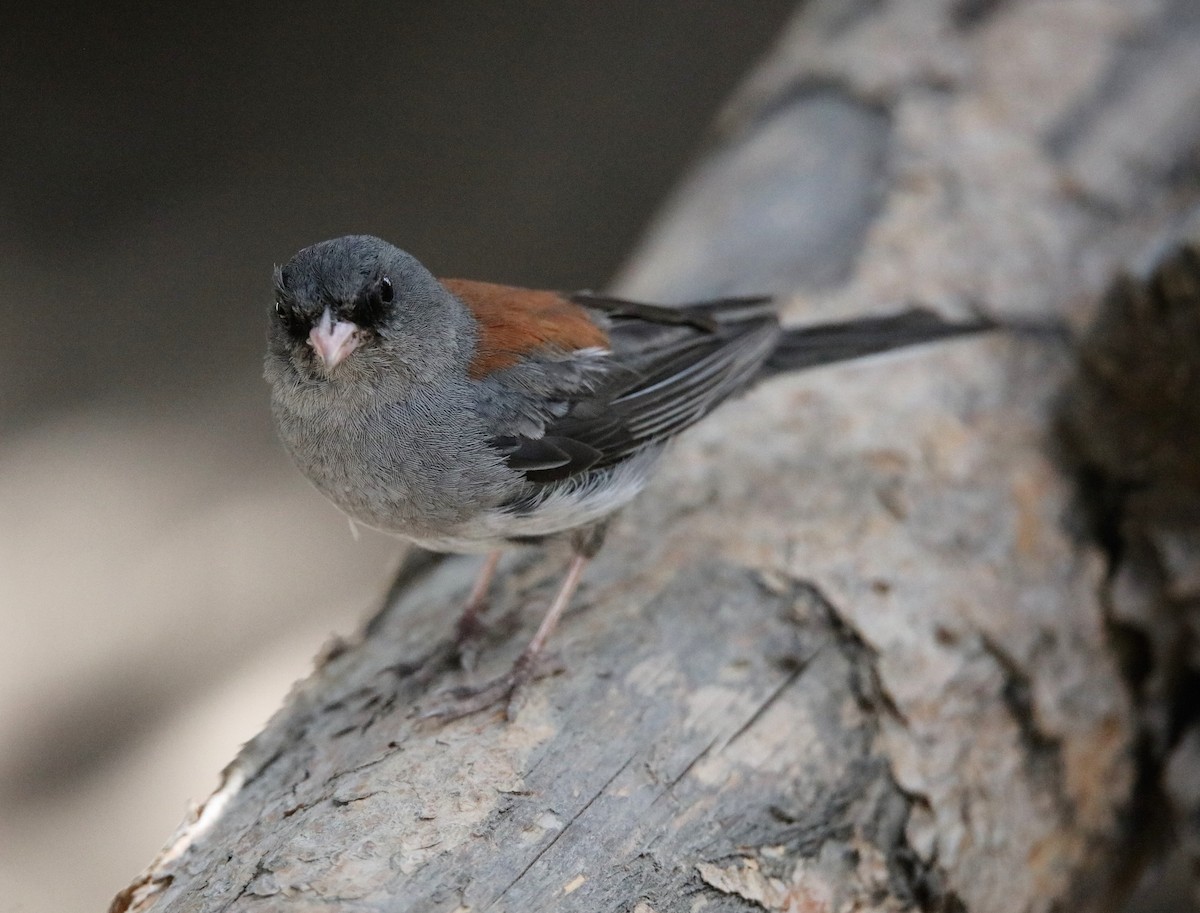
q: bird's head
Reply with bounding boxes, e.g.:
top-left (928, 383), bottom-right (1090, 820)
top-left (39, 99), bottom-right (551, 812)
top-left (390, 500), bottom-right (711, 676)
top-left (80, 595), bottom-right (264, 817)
top-left (267, 235), bottom-right (474, 385)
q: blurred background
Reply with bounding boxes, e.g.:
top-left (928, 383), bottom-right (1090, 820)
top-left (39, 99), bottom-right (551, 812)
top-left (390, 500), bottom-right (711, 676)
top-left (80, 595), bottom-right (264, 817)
top-left (0, 4), bottom-right (797, 910)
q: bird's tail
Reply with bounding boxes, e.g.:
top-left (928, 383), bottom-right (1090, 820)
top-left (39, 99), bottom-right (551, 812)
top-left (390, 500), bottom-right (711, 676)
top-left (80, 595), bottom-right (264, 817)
top-left (763, 308), bottom-right (998, 377)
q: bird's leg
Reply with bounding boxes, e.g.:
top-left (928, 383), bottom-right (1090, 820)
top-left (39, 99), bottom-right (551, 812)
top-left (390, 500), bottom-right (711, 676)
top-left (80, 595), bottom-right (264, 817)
top-left (455, 550), bottom-right (502, 641)
top-left (379, 550), bottom-right (502, 682)
top-left (421, 523), bottom-right (607, 721)
top-left (451, 549), bottom-right (503, 670)
top-left (422, 550), bottom-right (590, 721)
top-left (513, 551), bottom-right (588, 672)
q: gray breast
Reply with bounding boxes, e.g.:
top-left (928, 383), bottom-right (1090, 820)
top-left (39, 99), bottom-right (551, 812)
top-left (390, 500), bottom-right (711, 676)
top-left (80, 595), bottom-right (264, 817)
top-left (272, 379), bottom-right (523, 539)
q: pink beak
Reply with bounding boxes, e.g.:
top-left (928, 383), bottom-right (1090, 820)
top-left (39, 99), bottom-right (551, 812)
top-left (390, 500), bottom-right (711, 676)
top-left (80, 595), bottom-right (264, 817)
top-left (308, 308), bottom-right (360, 369)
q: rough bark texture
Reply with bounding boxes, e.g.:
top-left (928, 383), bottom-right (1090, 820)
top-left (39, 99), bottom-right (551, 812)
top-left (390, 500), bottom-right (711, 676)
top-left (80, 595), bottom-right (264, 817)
top-left (113, 1), bottom-right (1200, 911)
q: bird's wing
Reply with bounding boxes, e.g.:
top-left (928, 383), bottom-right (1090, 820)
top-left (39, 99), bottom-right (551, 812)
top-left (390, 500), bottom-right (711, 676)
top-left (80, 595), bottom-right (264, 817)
top-left (440, 279), bottom-right (782, 485)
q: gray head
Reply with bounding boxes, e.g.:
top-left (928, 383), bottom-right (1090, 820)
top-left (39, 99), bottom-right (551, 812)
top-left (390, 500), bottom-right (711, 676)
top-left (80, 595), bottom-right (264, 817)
top-left (267, 235), bottom-right (475, 385)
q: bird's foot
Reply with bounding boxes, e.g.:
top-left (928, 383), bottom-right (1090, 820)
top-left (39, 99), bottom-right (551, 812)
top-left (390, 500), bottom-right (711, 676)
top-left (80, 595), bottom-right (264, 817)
top-left (454, 607), bottom-right (522, 673)
top-left (420, 650), bottom-right (562, 722)
top-left (386, 607), bottom-right (520, 687)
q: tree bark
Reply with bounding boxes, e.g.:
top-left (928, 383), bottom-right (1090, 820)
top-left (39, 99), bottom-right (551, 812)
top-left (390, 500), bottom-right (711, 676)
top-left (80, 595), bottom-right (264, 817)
top-left (113, 1), bottom-right (1200, 911)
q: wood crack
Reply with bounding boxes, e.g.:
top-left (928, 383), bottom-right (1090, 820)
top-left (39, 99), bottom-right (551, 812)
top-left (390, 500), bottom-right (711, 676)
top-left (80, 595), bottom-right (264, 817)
top-left (723, 666), bottom-right (806, 750)
top-left (485, 753), bottom-right (637, 908)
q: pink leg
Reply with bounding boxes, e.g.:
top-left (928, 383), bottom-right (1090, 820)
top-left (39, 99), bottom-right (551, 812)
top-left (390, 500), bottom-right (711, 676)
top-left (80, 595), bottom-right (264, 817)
top-left (455, 549), bottom-right (502, 643)
top-left (424, 552), bottom-right (590, 721)
top-left (516, 552), bottom-right (588, 667)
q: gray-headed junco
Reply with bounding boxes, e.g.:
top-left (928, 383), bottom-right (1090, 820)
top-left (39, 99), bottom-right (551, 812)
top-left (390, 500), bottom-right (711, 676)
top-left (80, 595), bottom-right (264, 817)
top-left (265, 235), bottom-right (993, 718)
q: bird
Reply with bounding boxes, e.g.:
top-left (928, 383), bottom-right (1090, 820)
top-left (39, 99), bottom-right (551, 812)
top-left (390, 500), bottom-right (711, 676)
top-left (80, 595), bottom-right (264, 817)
top-left (264, 234), bottom-right (995, 719)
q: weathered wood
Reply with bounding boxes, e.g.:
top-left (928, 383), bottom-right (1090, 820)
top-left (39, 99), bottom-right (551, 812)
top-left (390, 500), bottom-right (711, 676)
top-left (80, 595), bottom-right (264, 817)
top-left (113, 1), bottom-right (1200, 911)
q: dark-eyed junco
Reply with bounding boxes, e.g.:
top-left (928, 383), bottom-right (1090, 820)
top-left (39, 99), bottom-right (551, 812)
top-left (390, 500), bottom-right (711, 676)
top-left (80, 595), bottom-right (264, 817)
top-left (265, 235), bottom-right (993, 718)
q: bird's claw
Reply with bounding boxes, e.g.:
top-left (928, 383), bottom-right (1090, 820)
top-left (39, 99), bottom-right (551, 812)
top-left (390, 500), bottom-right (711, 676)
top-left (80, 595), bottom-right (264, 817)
top-left (419, 652), bottom-right (562, 722)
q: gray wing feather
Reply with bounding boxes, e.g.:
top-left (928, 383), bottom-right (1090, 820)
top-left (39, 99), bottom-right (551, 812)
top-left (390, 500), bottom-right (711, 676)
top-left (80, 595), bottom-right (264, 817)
top-left (486, 301), bottom-right (782, 485)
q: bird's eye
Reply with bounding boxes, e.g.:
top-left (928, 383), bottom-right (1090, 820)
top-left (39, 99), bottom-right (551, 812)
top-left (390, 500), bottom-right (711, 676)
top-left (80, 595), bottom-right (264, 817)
top-left (347, 277), bottom-right (394, 328)
top-left (274, 300), bottom-right (307, 339)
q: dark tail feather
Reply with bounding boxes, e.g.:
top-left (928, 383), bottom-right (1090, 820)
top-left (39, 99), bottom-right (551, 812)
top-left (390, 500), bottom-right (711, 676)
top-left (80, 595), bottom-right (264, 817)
top-left (763, 308), bottom-right (998, 376)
